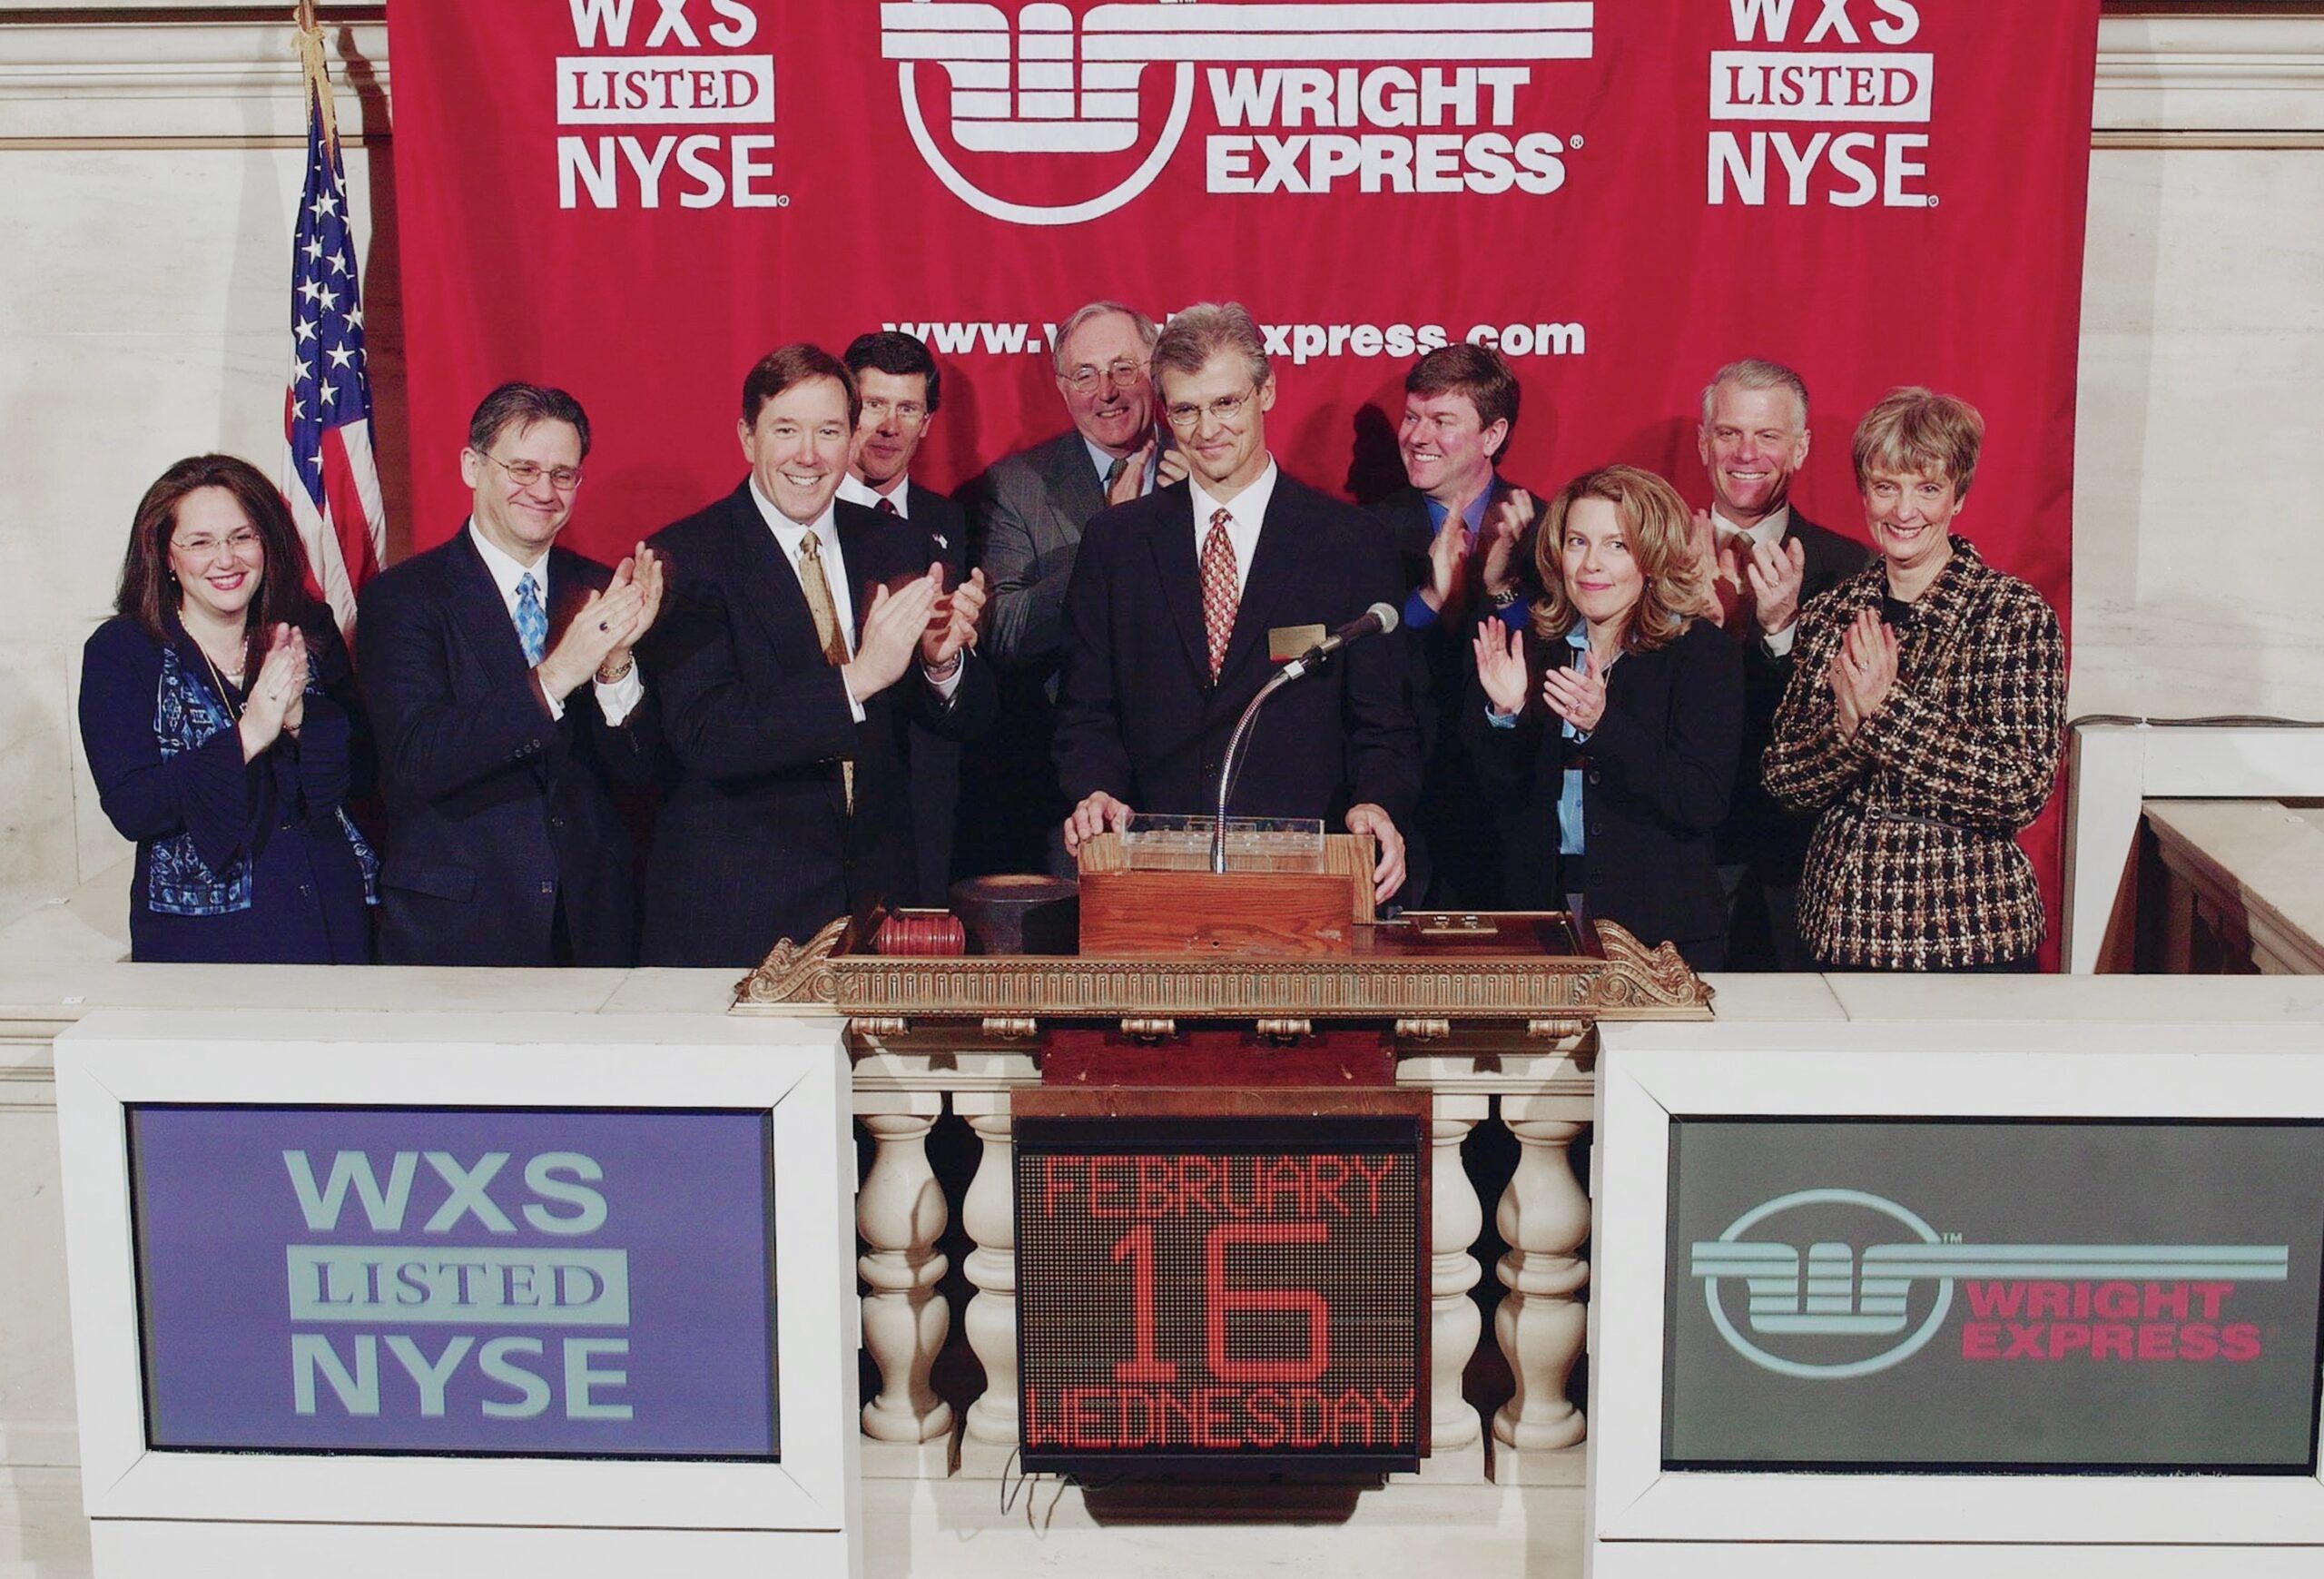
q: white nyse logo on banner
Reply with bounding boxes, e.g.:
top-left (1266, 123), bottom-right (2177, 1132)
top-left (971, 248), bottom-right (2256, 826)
top-left (1708, 0), bottom-right (1935, 208)
top-left (884, 1), bottom-right (1597, 226)
top-left (557, 0), bottom-right (793, 210)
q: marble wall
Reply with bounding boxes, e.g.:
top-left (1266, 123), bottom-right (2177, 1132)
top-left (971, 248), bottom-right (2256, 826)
top-left (0, 9), bottom-right (2319, 928)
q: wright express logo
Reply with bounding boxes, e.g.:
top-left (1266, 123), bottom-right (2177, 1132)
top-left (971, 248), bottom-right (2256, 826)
top-left (1690, 1189), bottom-right (2288, 1379)
top-left (881, 1), bottom-right (1596, 225)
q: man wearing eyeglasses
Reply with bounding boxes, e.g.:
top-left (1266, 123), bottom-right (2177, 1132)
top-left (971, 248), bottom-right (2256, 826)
top-left (960, 299), bottom-right (1187, 876)
top-left (357, 381), bottom-right (666, 965)
top-left (1054, 302), bottom-right (1421, 904)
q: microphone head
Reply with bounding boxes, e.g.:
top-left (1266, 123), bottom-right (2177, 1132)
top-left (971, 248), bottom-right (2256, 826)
top-left (1368, 600), bottom-right (1400, 635)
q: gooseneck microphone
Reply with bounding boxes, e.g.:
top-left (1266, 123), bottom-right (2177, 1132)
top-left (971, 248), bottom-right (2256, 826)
top-left (1287, 601), bottom-right (1400, 675)
top-left (1209, 602), bottom-right (1403, 873)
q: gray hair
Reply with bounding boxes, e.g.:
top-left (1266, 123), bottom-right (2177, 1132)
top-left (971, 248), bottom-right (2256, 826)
top-left (1699, 358), bottom-right (1808, 431)
top-left (1150, 301), bottom-right (1270, 391)
top-left (1051, 300), bottom-right (1158, 378)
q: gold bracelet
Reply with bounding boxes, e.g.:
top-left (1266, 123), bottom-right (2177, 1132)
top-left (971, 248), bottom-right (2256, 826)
top-left (595, 656), bottom-right (635, 684)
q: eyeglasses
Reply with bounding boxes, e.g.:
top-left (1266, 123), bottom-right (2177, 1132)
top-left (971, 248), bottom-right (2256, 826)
top-left (1063, 360), bottom-right (1147, 395)
top-left (1163, 387), bottom-right (1259, 431)
top-left (482, 452), bottom-right (584, 491)
top-left (170, 528), bottom-right (262, 558)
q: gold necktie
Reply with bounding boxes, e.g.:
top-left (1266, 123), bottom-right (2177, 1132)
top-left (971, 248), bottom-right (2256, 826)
top-left (795, 531), bottom-right (854, 814)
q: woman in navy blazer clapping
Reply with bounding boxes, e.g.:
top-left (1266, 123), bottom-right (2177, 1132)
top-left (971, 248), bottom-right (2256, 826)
top-left (78, 455), bottom-right (376, 962)
top-left (1466, 465), bottom-right (1743, 968)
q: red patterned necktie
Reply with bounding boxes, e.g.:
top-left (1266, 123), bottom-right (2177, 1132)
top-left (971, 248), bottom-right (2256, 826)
top-left (875, 496), bottom-right (898, 516)
top-left (1200, 507), bottom-right (1238, 682)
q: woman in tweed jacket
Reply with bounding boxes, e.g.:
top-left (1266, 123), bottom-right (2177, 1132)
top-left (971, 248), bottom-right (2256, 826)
top-left (1763, 388), bottom-right (2064, 971)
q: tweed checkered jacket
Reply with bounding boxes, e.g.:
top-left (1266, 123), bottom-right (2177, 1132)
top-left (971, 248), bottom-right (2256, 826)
top-left (1762, 540), bottom-right (2065, 969)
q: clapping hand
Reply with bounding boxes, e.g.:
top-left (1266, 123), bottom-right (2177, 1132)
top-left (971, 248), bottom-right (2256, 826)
top-left (1541, 650), bottom-right (1608, 733)
top-left (921, 565), bottom-right (987, 670)
top-left (1827, 607), bottom-right (1899, 739)
top-left (540, 572), bottom-right (648, 702)
top-left (1481, 487), bottom-right (1534, 603)
top-left (844, 567), bottom-right (942, 701)
top-left (1745, 535), bottom-right (1807, 639)
top-left (1472, 619), bottom-right (1530, 717)
top-left (238, 623), bottom-right (308, 759)
top-left (1422, 507), bottom-right (1472, 613)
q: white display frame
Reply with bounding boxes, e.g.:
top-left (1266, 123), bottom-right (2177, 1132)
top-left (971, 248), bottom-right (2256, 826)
top-left (1589, 1019), bottom-right (2324, 1575)
top-left (54, 1008), bottom-right (858, 1572)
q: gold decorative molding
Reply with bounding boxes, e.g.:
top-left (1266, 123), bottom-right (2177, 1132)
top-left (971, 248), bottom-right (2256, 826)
top-left (735, 916), bottom-right (1713, 1025)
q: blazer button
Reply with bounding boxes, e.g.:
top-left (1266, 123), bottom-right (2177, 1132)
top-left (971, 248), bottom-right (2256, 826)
top-left (1588, 822), bottom-right (1602, 838)
top-left (1586, 767), bottom-right (1602, 786)
top-left (539, 881), bottom-right (555, 896)
top-left (548, 814), bottom-right (566, 832)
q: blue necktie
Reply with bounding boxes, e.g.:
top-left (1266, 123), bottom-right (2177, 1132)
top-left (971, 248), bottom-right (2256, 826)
top-left (515, 571), bottom-right (547, 666)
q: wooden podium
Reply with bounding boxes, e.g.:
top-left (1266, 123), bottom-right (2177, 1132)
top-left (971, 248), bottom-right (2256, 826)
top-left (1074, 830), bottom-right (1374, 957)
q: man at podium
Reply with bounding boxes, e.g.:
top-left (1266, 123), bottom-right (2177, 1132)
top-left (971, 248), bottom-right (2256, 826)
top-left (1052, 302), bottom-right (1421, 903)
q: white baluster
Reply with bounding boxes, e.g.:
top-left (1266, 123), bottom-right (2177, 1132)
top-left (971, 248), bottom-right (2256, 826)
top-left (1492, 1099), bottom-right (1592, 1484)
top-left (1403, 1093), bottom-right (1489, 1483)
top-left (953, 1093), bottom-right (1019, 1476)
top-left (855, 1094), bottom-right (952, 1475)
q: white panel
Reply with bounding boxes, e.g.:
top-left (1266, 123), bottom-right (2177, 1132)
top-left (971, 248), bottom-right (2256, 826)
top-left (54, 1011), bottom-right (858, 1571)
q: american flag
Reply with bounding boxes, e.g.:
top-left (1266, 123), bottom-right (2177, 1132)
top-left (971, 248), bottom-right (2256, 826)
top-left (283, 44), bottom-right (385, 636)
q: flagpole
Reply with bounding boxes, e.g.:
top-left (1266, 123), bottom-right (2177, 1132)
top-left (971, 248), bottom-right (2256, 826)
top-left (293, 1), bottom-right (339, 153)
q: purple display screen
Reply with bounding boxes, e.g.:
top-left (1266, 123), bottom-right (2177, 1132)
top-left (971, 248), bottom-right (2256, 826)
top-left (126, 1105), bottom-right (777, 1459)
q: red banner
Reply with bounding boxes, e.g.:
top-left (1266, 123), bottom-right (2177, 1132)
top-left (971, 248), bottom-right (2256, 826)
top-left (389, 0), bottom-right (2100, 948)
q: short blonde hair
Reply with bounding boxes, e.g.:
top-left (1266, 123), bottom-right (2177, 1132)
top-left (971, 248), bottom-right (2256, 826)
top-left (1530, 465), bottom-right (1705, 652)
top-left (1151, 301), bottom-right (1270, 391)
top-left (1852, 386), bottom-right (1984, 498)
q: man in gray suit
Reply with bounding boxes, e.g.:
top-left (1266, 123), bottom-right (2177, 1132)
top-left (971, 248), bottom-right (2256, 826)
top-left (961, 300), bottom-right (1186, 874)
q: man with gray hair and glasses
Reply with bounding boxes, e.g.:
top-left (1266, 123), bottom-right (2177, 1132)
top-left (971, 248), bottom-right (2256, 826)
top-left (1692, 356), bottom-right (1869, 969)
top-left (962, 299), bottom-right (1187, 873)
top-left (1053, 301), bottom-right (1419, 905)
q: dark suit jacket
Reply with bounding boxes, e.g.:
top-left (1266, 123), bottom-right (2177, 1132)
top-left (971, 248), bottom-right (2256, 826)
top-left (959, 429), bottom-right (1115, 874)
top-left (1054, 471), bottom-right (1421, 831)
top-left (357, 529), bottom-right (663, 966)
top-left (902, 480), bottom-right (969, 904)
top-left (642, 485), bottom-right (997, 967)
top-left (1723, 507), bottom-right (1872, 876)
top-left (1466, 617), bottom-right (1743, 963)
top-left (1373, 478), bottom-right (1535, 906)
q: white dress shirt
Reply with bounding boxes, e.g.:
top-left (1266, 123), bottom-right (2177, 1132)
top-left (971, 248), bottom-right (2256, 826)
top-left (748, 480), bottom-right (960, 717)
top-left (837, 470), bottom-right (909, 518)
top-left (466, 522), bottom-right (643, 725)
top-left (1711, 501), bottom-right (1797, 657)
top-left (1085, 435), bottom-right (1157, 498)
top-left (1188, 459), bottom-right (1278, 598)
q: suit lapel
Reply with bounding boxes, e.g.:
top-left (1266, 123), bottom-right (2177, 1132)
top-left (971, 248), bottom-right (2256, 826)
top-left (444, 530), bottom-right (537, 693)
top-left (1217, 483), bottom-right (1302, 685)
top-left (835, 499), bottom-right (888, 643)
top-left (1042, 433), bottom-right (1108, 539)
top-left (1145, 491), bottom-right (1212, 685)
top-left (723, 484), bottom-right (822, 661)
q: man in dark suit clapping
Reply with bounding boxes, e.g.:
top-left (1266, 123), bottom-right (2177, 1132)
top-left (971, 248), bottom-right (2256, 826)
top-left (1692, 357), bottom-right (1872, 968)
top-left (644, 344), bottom-right (994, 968)
top-left (839, 331), bottom-right (970, 907)
top-left (358, 383), bottom-right (665, 966)
top-left (1053, 302), bottom-right (1420, 904)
